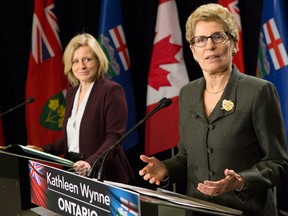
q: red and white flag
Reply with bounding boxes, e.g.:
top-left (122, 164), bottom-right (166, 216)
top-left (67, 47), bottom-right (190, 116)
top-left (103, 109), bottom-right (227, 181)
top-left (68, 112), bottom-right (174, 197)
top-left (25, 0), bottom-right (69, 146)
top-left (218, 0), bottom-right (245, 73)
top-left (263, 18), bottom-right (288, 70)
top-left (145, 0), bottom-right (189, 156)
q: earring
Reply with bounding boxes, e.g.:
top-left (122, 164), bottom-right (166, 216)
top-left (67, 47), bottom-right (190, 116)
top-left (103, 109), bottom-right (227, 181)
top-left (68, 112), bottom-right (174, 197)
top-left (232, 48), bottom-right (237, 55)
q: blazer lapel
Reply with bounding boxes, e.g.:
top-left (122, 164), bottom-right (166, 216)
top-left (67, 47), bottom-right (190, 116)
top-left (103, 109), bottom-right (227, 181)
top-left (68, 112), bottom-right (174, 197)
top-left (188, 78), bottom-right (207, 120)
top-left (208, 66), bottom-right (239, 123)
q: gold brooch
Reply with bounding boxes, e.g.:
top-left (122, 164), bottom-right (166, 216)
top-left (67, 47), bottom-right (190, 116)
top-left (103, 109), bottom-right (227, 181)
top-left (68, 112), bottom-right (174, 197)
top-left (221, 99), bottom-right (234, 111)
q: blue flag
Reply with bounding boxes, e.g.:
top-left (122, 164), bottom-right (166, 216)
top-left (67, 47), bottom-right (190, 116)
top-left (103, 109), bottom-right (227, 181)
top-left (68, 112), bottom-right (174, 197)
top-left (98, 0), bottom-right (138, 150)
top-left (257, 0), bottom-right (288, 140)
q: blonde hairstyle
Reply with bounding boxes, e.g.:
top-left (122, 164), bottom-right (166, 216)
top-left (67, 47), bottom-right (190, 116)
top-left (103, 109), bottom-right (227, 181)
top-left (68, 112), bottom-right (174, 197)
top-left (185, 3), bottom-right (239, 44)
top-left (63, 33), bottom-right (108, 86)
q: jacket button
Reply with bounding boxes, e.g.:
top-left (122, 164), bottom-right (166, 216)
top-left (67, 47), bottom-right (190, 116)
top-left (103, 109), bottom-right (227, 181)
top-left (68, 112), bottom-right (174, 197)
top-left (207, 147), bottom-right (213, 154)
top-left (208, 124), bottom-right (214, 129)
top-left (209, 170), bottom-right (214, 176)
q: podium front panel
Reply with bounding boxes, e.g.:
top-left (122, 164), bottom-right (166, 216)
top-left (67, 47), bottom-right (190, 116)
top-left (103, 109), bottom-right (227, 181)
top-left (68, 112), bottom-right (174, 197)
top-left (0, 152), bottom-right (34, 214)
top-left (0, 177), bottom-right (22, 215)
top-left (28, 160), bottom-right (140, 216)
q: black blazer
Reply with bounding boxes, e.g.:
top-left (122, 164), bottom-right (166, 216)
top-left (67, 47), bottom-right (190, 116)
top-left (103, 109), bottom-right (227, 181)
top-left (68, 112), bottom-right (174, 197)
top-left (164, 65), bottom-right (288, 215)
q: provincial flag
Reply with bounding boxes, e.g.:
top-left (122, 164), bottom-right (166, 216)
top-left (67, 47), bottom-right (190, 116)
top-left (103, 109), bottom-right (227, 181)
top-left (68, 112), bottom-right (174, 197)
top-left (119, 197), bottom-right (138, 216)
top-left (218, 0), bottom-right (245, 73)
top-left (25, 0), bottom-right (69, 146)
top-left (98, 0), bottom-right (139, 151)
top-left (110, 187), bottom-right (139, 216)
top-left (257, 0), bottom-right (288, 139)
top-left (29, 161), bottom-right (48, 208)
top-left (145, 0), bottom-right (189, 156)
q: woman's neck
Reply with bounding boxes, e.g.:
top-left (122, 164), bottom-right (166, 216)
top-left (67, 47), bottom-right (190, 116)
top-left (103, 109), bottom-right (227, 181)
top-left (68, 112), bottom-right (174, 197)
top-left (204, 69), bottom-right (231, 94)
top-left (80, 81), bottom-right (93, 93)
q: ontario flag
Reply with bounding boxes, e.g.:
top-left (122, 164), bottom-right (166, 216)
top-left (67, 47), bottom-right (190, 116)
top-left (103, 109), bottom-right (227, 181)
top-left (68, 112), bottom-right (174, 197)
top-left (29, 161), bottom-right (48, 208)
top-left (257, 0), bottom-right (288, 139)
top-left (98, 0), bottom-right (139, 150)
top-left (145, 0), bottom-right (189, 156)
top-left (25, 0), bottom-right (69, 146)
top-left (218, 0), bottom-right (245, 73)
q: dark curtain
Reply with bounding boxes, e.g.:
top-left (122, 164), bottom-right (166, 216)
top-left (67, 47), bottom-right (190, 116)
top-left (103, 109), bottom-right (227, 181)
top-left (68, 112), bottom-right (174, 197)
top-left (6, 1), bottom-right (288, 214)
top-left (0, 0), bottom-right (262, 145)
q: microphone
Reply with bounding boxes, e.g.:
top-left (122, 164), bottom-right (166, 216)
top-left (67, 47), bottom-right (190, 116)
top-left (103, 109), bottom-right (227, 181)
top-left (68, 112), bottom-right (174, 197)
top-left (0, 97), bottom-right (35, 117)
top-left (86, 97), bottom-right (172, 180)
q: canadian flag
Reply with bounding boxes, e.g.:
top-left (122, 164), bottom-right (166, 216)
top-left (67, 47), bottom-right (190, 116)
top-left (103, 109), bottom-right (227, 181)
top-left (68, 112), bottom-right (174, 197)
top-left (218, 0), bottom-right (245, 73)
top-left (145, 0), bottom-right (189, 156)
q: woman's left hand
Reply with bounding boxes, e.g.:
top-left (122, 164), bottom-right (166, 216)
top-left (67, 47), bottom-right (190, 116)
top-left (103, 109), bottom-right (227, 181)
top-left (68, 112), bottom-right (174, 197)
top-left (73, 160), bottom-right (91, 176)
top-left (197, 169), bottom-right (244, 197)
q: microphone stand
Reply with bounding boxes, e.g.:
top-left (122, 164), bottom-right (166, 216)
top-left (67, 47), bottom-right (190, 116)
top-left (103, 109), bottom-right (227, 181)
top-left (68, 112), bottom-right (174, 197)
top-left (0, 97), bottom-right (35, 117)
top-left (86, 97), bottom-right (172, 180)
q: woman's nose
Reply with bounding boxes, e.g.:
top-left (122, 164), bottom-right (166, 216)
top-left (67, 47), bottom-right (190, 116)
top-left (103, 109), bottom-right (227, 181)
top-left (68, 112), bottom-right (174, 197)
top-left (205, 38), bottom-right (216, 50)
top-left (79, 60), bottom-right (87, 67)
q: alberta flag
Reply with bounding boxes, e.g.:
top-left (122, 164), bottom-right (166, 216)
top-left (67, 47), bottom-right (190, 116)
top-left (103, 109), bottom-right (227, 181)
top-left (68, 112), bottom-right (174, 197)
top-left (257, 0), bottom-right (288, 139)
top-left (98, 0), bottom-right (138, 151)
top-left (145, 0), bottom-right (189, 156)
top-left (26, 0), bottom-right (69, 146)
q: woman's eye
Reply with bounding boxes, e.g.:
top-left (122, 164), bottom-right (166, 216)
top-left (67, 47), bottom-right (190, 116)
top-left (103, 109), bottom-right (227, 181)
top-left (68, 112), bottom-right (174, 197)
top-left (198, 36), bottom-right (206, 42)
top-left (83, 57), bottom-right (91, 62)
top-left (213, 34), bottom-right (222, 39)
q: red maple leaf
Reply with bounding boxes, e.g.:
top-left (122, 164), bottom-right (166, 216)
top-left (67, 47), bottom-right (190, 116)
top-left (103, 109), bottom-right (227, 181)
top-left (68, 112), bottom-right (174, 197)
top-left (148, 35), bottom-right (182, 91)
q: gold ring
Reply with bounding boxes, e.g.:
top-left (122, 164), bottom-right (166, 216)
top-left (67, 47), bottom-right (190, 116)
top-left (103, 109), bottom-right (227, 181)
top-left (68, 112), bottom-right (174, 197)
top-left (213, 192), bottom-right (219, 197)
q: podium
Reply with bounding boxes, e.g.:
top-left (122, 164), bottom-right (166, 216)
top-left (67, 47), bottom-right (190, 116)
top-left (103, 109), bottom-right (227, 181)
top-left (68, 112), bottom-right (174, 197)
top-left (0, 154), bottom-right (26, 215)
top-left (0, 147), bottom-right (243, 216)
top-left (27, 162), bottom-right (242, 216)
top-left (0, 150), bottom-right (34, 215)
top-left (106, 181), bottom-right (243, 216)
top-left (0, 144), bottom-right (74, 215)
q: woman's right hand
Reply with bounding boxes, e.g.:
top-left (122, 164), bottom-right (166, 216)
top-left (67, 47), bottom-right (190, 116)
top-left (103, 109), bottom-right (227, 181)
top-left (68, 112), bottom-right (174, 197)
top-left (139, 155), bottom-right (168, 185)
top-left (26, 145), bottom-right (44, 152)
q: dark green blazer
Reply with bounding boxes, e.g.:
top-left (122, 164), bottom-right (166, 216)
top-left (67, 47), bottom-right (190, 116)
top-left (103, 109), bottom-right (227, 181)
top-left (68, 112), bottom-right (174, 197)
top-left (163, 65), bottom-right (288, 215)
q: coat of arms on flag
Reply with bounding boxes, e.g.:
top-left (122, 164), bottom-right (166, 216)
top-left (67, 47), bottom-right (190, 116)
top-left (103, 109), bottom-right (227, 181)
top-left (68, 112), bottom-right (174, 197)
top-left (98, 0), bottom-right (138, 151)
top-left (26, 0), bottom-right (69, 146)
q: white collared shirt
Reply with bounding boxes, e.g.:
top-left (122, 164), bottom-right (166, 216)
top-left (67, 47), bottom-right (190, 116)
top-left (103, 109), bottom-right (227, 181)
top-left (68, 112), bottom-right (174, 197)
top-left (66, 82), bottom-right (94, 153)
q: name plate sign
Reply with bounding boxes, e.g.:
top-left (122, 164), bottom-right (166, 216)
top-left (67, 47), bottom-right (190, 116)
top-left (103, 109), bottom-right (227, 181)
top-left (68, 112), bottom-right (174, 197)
top-left (28, 160), bottom-right (140, 216)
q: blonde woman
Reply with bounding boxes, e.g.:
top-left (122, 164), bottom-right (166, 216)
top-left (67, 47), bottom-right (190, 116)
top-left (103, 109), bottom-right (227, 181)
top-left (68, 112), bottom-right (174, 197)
top-left (28, 33), bottom-right (133, 183)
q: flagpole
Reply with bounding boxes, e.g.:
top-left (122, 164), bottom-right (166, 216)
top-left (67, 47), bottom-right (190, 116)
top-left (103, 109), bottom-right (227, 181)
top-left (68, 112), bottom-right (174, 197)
top-left (171, 147), bottom-right (176, 192)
